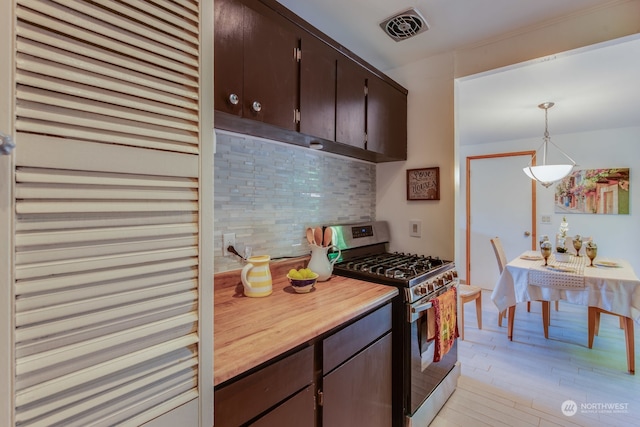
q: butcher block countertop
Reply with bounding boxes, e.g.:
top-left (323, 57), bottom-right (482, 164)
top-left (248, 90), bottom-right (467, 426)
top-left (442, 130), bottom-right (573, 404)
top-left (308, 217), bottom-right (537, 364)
top-left (214, 256), bottom-right (398, 386)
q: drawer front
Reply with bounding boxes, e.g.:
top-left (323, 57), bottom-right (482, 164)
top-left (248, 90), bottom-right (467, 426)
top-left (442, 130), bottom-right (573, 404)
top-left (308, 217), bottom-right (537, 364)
top-left (323, 303), bottom-right (392, 373)
top-left (215, 345), bottom-right (314, 427)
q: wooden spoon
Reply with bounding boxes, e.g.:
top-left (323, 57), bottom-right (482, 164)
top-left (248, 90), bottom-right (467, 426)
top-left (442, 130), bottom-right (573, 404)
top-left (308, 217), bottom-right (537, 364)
top-left (323, 227), bottom-right (332, 247)
top-left (306, 227), bottom-right (315, 245)
top-left (314, 227), bottom-right (323, 247)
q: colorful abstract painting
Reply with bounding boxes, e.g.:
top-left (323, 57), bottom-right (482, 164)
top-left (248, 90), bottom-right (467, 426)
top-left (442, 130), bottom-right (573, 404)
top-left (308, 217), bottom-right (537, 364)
top-left (554, 168), bottom-right (629, 214)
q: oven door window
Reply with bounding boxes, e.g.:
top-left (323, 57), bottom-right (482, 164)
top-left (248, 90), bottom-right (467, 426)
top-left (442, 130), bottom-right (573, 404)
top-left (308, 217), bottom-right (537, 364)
top-left (416, 305), bottom-right (436, 371)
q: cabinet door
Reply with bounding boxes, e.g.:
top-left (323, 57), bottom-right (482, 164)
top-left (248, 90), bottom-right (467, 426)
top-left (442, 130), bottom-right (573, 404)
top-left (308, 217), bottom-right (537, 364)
top-left (322, 333), bottom-right (393, 427)
top-left (243, 4), bottom-right (299, 130)
top-left (299, 35), bottom-right (337, 141)
top-left (214, 0), bottom-right (244, 116)
top-left (6, 1), bottom-right (213, 425)
top-left (250, 386), bottom-right (315, 427)
top-left (336, 57), bottom-right (366, 148)
top-left (367, 76), bottom-right (408, 160)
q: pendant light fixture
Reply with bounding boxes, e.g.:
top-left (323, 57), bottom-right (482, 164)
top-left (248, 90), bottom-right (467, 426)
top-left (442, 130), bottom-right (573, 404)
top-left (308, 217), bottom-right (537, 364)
top-left (523, 102), bottom-right (576, 188)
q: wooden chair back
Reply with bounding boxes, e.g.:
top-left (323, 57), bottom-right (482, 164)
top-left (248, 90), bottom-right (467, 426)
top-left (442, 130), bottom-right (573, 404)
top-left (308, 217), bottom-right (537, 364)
top-left (490, 237), bottom-right (507, 274)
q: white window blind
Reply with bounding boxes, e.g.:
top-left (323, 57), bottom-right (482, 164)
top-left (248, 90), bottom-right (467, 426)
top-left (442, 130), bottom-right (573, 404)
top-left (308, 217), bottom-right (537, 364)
top-left (13, 0), bottom-right (204, 425)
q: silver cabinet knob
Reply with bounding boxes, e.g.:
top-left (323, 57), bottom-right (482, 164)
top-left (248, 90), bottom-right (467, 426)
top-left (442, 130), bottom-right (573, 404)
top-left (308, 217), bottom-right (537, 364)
top-left (0, 131), bottom-right (15, 155)
top-left (524, 231), bottom-right (531, 236)
top-left (252, 101), bottom-right (262, 112)
top-left (228, 93), bottom-right (239, 105)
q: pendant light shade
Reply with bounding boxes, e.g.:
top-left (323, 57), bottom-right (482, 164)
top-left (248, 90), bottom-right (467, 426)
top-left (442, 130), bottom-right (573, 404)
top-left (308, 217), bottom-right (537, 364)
top-left (523, 102), bottom-right (576, 188)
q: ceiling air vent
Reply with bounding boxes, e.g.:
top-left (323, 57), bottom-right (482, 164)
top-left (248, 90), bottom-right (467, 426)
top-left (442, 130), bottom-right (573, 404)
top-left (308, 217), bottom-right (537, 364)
top-left (379, 8), bottom-right (429, 42)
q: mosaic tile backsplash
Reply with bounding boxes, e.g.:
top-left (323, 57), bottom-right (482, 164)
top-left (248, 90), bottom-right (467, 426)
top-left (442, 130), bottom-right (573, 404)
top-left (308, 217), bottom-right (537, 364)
top-left (214, 131), bottom-right (377, 273)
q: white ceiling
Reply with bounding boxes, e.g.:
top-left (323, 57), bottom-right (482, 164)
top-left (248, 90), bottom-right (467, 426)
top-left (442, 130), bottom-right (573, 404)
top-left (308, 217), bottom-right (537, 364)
top-left (275, 0), bottom-right (640, 145)
top-left (276, 0), bottom-right (618, 71)
top-left (457, 35), bottom-right (640, 145)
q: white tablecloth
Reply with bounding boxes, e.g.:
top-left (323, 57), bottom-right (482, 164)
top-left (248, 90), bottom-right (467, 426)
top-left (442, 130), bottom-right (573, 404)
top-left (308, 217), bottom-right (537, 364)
top-left (491, 251), bottom-right (640, 323)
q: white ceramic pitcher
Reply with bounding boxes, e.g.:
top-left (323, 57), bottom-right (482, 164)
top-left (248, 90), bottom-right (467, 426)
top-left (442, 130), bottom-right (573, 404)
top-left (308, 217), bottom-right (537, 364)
top-left (241, 255), bottom-right (273, 297)
top-left (308, 244), bottom-right (341, 282)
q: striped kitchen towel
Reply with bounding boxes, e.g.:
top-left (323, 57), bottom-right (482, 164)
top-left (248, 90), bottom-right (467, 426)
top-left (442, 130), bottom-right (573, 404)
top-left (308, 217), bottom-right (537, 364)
top-left (431, 287), bottom-right (459, 362)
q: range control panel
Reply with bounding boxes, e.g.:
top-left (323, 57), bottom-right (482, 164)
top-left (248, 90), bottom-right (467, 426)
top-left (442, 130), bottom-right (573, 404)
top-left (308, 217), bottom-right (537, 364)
top-left (351, 225), bottom-right (374, 239)
top-left (406, 269), bottom-right (458, 304)
top-left (328, 221), bottom-right (391, 251)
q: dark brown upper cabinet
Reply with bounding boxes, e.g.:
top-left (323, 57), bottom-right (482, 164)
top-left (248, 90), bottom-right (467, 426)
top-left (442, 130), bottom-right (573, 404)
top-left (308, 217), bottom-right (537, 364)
top-left (299, 35), bottom-right (337, 142)
top-left (214, 0), bottom-right (299, 131)
top-left (336, 57), bottom-right (367, 149)
top-left (214, 0), bottom-right (407, 162)
top-left (367, 75), bottom-right (408, 160)
top-left (214, 0), bottom-right (243, 117)
top-left (336, 63), bottom-right (407, 160)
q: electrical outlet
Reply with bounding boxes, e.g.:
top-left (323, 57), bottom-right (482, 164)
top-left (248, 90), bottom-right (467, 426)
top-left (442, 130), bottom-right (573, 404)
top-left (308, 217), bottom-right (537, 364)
top-left (223, 233), bottom-right (236, 256)
top-left (410, 220), bottom-right (422, 238)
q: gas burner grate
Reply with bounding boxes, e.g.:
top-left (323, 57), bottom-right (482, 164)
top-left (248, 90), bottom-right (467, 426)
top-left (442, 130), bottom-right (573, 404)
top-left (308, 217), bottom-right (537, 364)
top-left (336, 252), bottom-right (446, 282)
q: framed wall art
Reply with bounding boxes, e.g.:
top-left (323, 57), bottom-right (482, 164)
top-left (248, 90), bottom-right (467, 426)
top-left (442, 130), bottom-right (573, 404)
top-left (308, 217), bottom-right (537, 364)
top-left (407, 167), bottom-right (440, 200)
top-left (554, 168), bottom-right (629, 215)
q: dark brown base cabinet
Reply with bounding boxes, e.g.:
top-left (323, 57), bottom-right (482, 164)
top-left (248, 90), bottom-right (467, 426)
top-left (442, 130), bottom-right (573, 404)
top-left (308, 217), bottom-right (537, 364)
top-left (213, 303), bottom-right (393, 426)
top-left (322, 333), bottom-right (392, 427)
top-left (214, 346), bottom-right (315, 426)
top-left (250, 386), bottom-right (315, 427)
top-left (214, 0), bottom-right (407, 163)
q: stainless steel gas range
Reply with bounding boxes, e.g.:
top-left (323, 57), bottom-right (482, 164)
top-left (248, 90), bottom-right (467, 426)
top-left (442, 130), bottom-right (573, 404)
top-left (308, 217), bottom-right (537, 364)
top-left (327, 220), bottom-right (460, 427)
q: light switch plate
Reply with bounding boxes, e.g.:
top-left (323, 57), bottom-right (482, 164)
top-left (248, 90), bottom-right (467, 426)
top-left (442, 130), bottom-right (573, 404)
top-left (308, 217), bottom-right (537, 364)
top-left (410, 220), bottom-right (422, 237)
top-left (541, 215), bottom-right (552, 224)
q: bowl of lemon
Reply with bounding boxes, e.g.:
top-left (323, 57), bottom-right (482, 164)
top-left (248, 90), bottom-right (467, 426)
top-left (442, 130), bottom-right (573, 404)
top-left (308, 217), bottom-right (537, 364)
top-left (287, 268), bottom-right (319, 293)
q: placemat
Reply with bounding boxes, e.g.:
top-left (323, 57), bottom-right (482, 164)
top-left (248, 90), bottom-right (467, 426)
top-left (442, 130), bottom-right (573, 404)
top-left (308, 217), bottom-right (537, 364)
top-left (527, 254), bottom-right (587, 289)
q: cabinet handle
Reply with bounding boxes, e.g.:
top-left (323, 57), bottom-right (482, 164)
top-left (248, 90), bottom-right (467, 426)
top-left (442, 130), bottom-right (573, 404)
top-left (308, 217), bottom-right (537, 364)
top-left (228, 93), bottom-right (239, 105)
top-left (0, 131), bottom-right (15, 155)
top-left (252, 101), bottom-right (262, 112)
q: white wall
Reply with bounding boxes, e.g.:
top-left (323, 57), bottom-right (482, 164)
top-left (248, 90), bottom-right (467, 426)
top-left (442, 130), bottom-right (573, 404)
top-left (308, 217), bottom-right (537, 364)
top-left (453, 0), bottom-right (640, 78)
top-left (378, 52), bottom-right (456, 260)
top-left (458, 126), bottom-right (640, 278)
top-left (376, 0), bottom-right (639, 271)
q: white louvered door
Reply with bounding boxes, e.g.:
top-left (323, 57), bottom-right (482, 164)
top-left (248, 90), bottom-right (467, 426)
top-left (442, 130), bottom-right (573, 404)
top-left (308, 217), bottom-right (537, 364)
top-left (2, 1), bottom-right (214, 426)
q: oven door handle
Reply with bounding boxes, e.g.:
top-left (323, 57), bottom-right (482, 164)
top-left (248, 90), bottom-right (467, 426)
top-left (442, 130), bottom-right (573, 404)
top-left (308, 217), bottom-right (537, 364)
top-left (408, 300), bottom-right (432, 323)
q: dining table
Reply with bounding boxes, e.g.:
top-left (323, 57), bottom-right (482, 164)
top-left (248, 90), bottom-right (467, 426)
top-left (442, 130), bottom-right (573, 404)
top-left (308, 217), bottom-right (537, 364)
top-left (491, 250), bottom-right (640, 374)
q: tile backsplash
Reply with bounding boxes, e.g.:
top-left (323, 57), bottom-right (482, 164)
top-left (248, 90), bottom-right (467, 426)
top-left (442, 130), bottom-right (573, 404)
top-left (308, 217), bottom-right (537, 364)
top-left (214, 131), bottom-right (376, 272)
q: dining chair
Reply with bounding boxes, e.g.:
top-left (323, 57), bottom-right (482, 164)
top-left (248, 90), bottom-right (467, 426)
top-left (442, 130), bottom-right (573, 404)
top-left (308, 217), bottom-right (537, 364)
top-left (490, 237), bottom-right (510, 327)
top-left (458, 281), bottom-right (482, 341)
top-left (490, 236), bottom-right (557, 328)
top-left (588, 307), bottom-right (635, 374)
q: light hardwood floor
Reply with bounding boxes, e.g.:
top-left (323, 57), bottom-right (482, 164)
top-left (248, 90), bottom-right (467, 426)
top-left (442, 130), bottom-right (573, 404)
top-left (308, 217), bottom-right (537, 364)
top-left (432, 291), bottom-right (640, 426)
